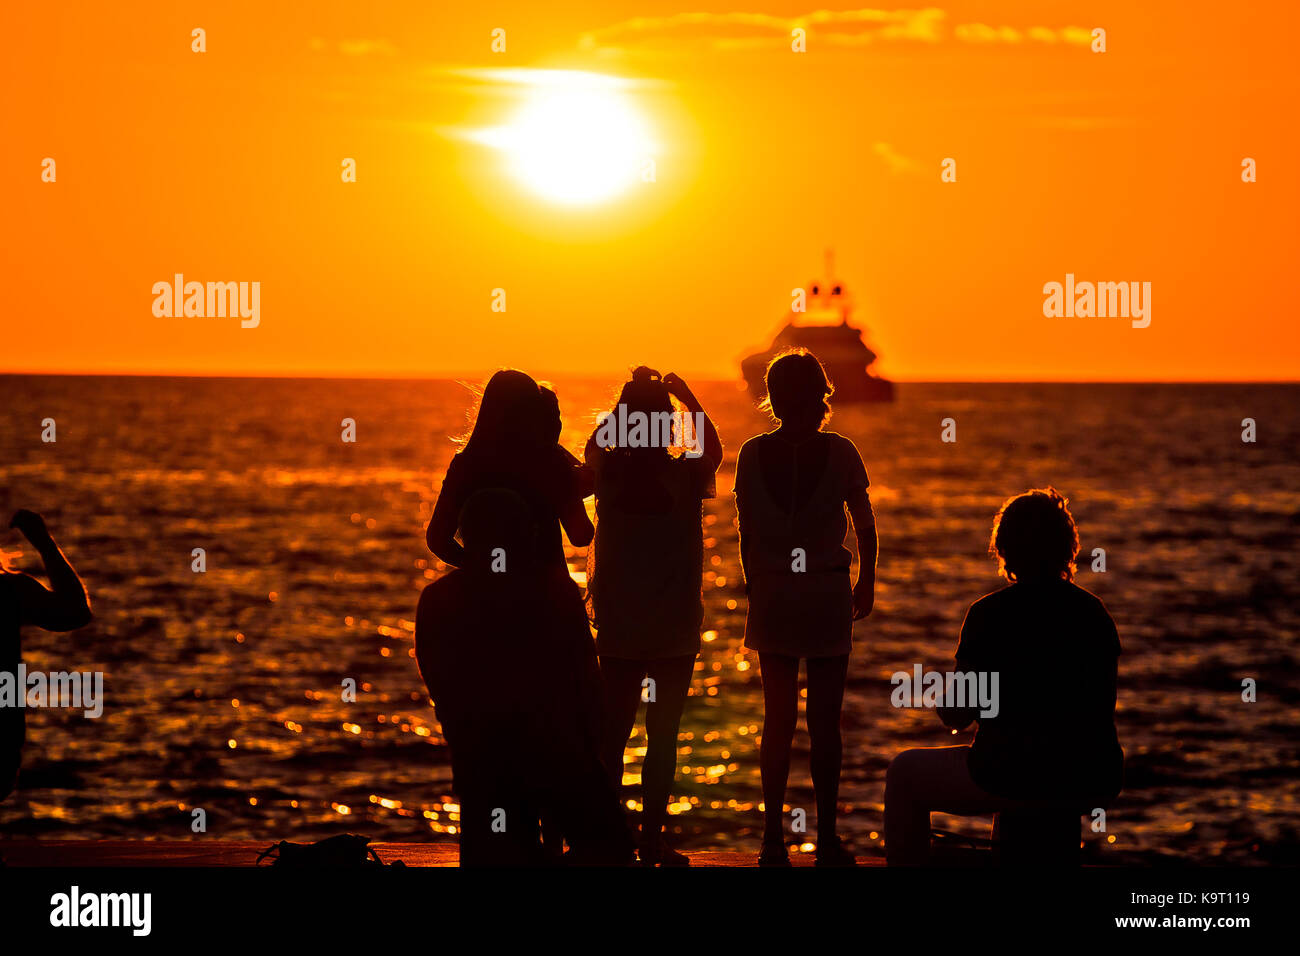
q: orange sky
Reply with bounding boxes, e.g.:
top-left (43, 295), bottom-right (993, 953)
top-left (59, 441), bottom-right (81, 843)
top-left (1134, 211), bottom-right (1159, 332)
top-left (3, 2), bottom-right (1297, 381)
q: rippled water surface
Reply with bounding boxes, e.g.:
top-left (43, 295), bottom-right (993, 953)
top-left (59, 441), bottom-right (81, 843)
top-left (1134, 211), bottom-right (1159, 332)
top-left (0, 376), bottom-right (1296, 863)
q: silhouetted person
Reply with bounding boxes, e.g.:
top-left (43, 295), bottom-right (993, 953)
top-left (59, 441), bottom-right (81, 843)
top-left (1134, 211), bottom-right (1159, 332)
top-left (884, 487), bottom-right (1123, 865)
top-left (415, 489), bottom-right (633, 866)
top-left (583, 368), bottom-right (722, 866)
top-left (426, 369), bottom-right (593, 573)
top-left (734, 350), bottom-right (876, 866)
top-left (1, 510), bottom-right (92, 803)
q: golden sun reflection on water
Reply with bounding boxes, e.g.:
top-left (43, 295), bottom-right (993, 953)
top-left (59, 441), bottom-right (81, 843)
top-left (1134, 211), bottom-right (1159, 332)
top-left (3, 379), bottom-right (1294, 864)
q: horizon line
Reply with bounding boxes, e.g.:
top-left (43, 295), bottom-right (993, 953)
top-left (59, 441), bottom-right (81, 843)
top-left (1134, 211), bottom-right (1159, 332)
top-left (0, 369), bottom-right (1297, 386)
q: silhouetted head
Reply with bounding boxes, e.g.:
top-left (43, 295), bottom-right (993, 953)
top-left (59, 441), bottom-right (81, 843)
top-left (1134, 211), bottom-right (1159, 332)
top-left (602, 366), bottom-right (674, 457)
top-left (616, 366), bottom-right (672, 416)
top-left (989, 487), bottom-right (1080, 584)
top-left (760, 350), bottom-right (833, 431)
top-left (460, 369), bottom-right (549, 459)
top-left (458, 488), bottom-right (537, 573)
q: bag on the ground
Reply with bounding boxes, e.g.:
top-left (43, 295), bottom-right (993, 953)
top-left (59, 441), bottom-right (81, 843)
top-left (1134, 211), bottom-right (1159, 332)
top-left (255, 833), bottom-right (401, 867)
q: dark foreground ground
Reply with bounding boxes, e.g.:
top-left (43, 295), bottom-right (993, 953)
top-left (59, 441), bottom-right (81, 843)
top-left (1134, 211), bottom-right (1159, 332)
top-left (1, 840), bottom-right (885, 867)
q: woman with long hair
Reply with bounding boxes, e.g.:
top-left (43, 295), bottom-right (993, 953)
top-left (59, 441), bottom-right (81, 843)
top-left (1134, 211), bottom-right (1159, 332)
top-left (426, 369), bottom-right (592, 572)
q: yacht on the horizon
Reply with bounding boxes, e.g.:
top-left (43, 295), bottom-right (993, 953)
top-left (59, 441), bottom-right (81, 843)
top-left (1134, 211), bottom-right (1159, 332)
top-left (741, 253), bottom-right (894, 402)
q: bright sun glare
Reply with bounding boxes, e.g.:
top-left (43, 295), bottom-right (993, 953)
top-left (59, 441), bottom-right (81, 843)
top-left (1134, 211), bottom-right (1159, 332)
top-left (471, 72), bottom-right (657, 206)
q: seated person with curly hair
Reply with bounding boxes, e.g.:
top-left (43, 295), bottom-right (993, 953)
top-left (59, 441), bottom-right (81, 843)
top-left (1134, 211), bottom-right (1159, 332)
top-left (884, 487), bottom-right (1123, 865)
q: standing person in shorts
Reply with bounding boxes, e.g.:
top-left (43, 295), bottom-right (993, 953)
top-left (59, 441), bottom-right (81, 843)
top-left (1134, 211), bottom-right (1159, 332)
top-left (733, 350), bottom-right (876, 867)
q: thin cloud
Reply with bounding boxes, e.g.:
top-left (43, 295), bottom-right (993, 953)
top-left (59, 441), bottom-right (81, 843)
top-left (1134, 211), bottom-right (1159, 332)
top-left (1030, 115), bottom-right (1139, 131)
top-left (439, 68), bottom-right (665, 91)
top-left (872, 142), bottom-right (920, 174)
top-left (579, 8), bottom-right (1093, 54)
top-left (955, 23), bottom-right (1094, 45)
top-left (308, 36), bottom-right (399, 57)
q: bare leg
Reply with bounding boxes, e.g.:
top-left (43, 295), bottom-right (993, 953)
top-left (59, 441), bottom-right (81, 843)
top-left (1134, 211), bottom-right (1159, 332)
top-left (884, 746), bottom-right (1018, 865)
top-left (758, 652), bottom-right (800, 845)
top-left (598, 656), bottom-right (645, 796)
top-left (641, 655), bottom-right (695, 841)
top-left (805, 654), bottom-right (849, 845)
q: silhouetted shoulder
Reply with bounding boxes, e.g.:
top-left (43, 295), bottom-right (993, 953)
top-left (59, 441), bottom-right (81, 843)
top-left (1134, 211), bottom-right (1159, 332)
top-left (736, 434), bottom-right (768, 458)
top-left (954, 587), bottom-right (1007, 664)
top-left (966, 581), bottom-right (1120, 655)
top-left (440, 451), bottom-right (469, 484)
top-left (735, 431), bottom-right (789, 467)
top-left (968, 580), bottom-right (1105, 613)
top-left (823, 431), bottom-right (869, 491)
top-left (1066, 582), bottom-right (1122, 653)
top-left (731, 435), bottom-right (765, 490)
top-left (960, 584), bottom-right (1032, 644)
top-left (430, 454), bottom-right (471, 514)
top-left (1067, 581), bottom-right (1111, 613)
top-left (967, 584), bottom-right (1016, 616)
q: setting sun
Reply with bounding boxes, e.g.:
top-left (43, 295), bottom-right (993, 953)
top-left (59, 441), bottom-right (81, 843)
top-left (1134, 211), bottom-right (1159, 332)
top-left (469, 71), bottom-right (657, 206)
